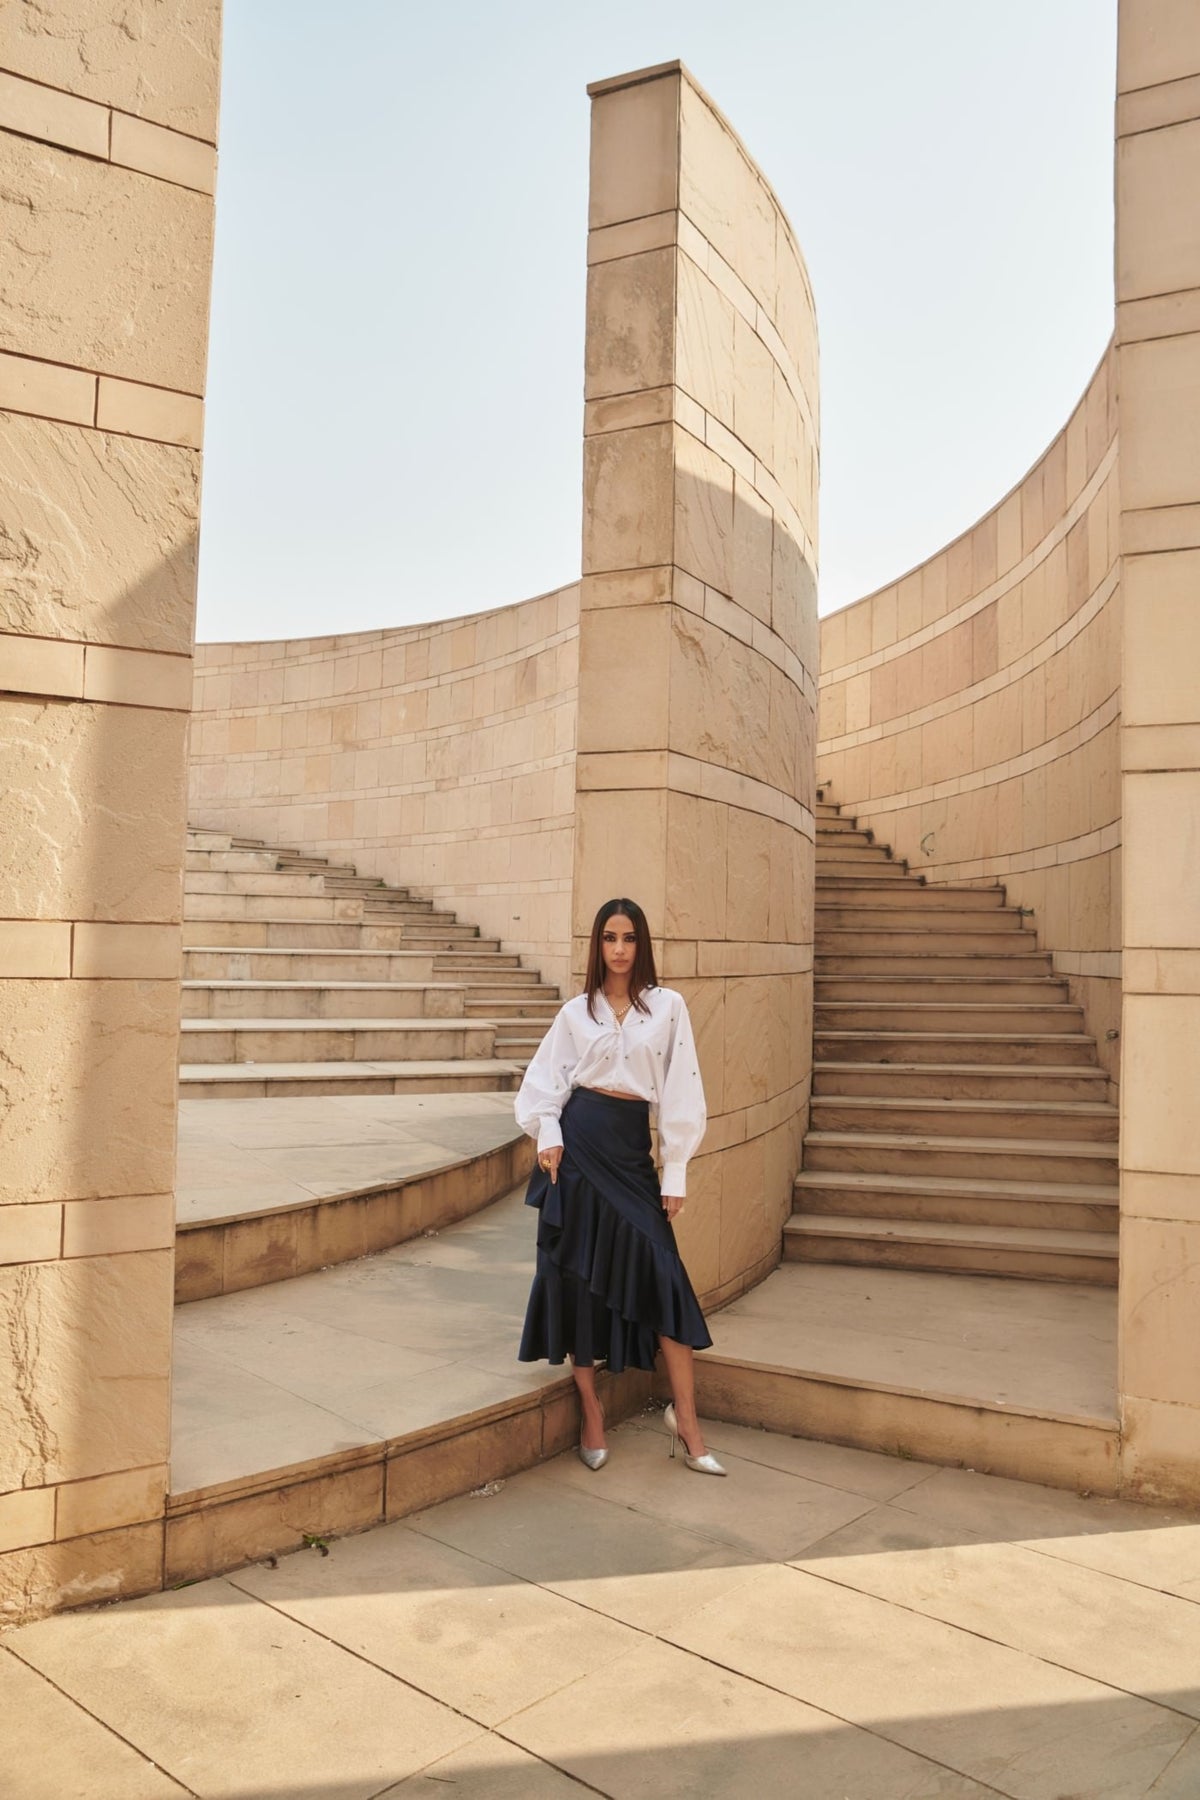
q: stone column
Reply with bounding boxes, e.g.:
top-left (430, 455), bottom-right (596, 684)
top-left (1115, 0), bottom-right (1200, 1501)
top-left (0, 4), bottom-right (221, 1618)
top-left (575, 63), bottom-right (820, 1308)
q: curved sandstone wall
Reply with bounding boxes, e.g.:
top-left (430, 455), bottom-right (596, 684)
top-left (817, 348), bottom-right (1121, 1086)
top-left (189, 584), bottom-right (580, 994)
top-left (576, 64), bottom-right (820, 1309)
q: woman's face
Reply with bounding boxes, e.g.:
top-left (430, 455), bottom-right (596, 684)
top-left (601, 913), bottom-right (637, 980)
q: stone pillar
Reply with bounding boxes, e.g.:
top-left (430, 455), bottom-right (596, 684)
top-left (1115, 0), bottom-right (1200, 1501)
top-left (575, 63), bottom-right (820, 1307)
top-left (0, 4), bottom-right (221, 1618)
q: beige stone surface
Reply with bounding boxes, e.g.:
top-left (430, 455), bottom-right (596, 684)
top-left (0, 978), bottom-right (179, 1204)
top-left (10, 1410), bottom-right (1200, 1796)
top-left (55, 1462), bottom-right (166, 1540)
top-left (0, 347), bottom-right (94, 426)
top-left (1118, 0), bottom-right (1200, 94)
top-left (0, 1250), bottom-right (172, 1490)
top-left (0, 1518), bottom-right (163, 1623)
top-left (792, 1501), bottom-right (1200, 1716)
top-left (582, 421), bottom-right (675, 572)
top-left (587, 69), bottom-right (680, 230)
top-left (109, 112), bottom-right (217, 194)
top-left (95, 375), bottom-right (204, 448)
top-left (1121, 332), bottom-right (1200, 511)
top-left (0, 135), bottom-right (213, 392)
top-left (1, 0), bottom-right (221, 138)
top-left (1122, 994), bottom-right (1200, 1176)
top-left (7, 1579), bottom-right (479, 1797)
top-left (585, 247), bottom-right (675, 399)
top-left (0, 68), bottom-right (109, 156)
top-left (0, 413), bottom-right (200, 651)
top-left (667, 1561), bottom-right (1190, 1799)
top-left (231, 1513), bottom-right (639, 1726)
top-left (0, 1650), bottom-right (190, 1800)
top-left (0, 701), bottom-right (187, 923)
top-left (504, 1633), bottom-right (991, 1798)
top-left (0, 1484), bottom-right (55, 1554)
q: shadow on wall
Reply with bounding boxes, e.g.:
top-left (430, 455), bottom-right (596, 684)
top-left (0, 512), bottom-right (196, 1613)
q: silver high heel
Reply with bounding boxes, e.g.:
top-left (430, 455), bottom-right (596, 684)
top-left (663, 1403), bottom-right (727, 1476)
top-left (578, 1404), bottom-right (609, 1471)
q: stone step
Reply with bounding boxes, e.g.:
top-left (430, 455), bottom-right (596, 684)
top-left (803, 1129), bottom-right (1118, 1184)
top-left (178, 1059), bottom-right (524, 1099)
top-left (229, 835), bottom-right (300, 852)
top-left (816, 859), bottom-right (913, 879)
top-left (792, 1167), bottom-right (1118, 1231)
top-left (186, 830), bottom-right (234, 851)
top-left (815, 976), bottom-right (1069, 1005)
top-left (820, 936), bottom-right (1043, 964)
top-left (815, 952), bottom-right (1054, 976)
top-left (183, 947), bottom-right (439, 982)
top-left (690, 1256), bottom-right (1118, 1493)
top-left (782, 1214), bottom-right (1118, 1283)
top-left (809, 1094), bottom-right (1119, 1143)
top-left (181, 981), bottom-right (468, 1020)
top-left (816, 886), bottom-right (1008, 913)
top-left (180, 1017), bottom-right (497, 1064)
top-left (186, 849), bottom-right (292, 873)
top-left (814, 1029), bottom-right (1098, 1066)
top-left (815, 826), bottom-right (873, 845)
top-left (434, 958), bottom-right (537, 978)
top-left (186, 891), bottom-right (372, 922)
top-left (815, 1001), bottom-right (1085, 1034)
top-left (181, 916), bottom-right (505, 952)
top-left (817, 907), bottom-right (1022, 933)
top-left (813, 1061), bottom-right (1108, 1102)
top-left (464, 998), bottom-right (561, 1019)
top-left (184, 870), bottom-right (434, 905)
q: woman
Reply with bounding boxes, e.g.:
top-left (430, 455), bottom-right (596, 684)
top-left (515, 897), bottom-right (725, 1476)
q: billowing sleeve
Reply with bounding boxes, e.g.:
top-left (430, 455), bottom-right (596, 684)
top-left (514, 1003), bottom-right (576, 1154)
top-left (657, 995), bottom-right (707, 1197)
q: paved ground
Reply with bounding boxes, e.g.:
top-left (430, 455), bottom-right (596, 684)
top-left (176, 1095), bottom-right (522, 1226)
top-left (6, 1410), bottom-right (1200, 1799)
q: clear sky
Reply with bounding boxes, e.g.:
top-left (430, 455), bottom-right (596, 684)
top-left (196, 0), bottom-right (1118, 643)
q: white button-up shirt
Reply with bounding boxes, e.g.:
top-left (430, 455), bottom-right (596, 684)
top-left (514, 986), bottom-right (707, 1196)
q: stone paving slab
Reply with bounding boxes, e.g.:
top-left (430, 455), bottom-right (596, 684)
top-left (7, 1415), bottom-right (1200, 1799)
top-left (176, 1094), bottom-right (521, 1225)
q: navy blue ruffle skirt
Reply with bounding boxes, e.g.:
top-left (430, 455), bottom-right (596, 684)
top-left (518, 1085), bottom-right (713, 1374)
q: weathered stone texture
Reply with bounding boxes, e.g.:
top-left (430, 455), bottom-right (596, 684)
top-left (0, 413), bottom-right (199, 650)
top-left (0, 698), bottom-right (187, 921)
top-left (0, 0), bottom-right (220, 139)
top-left (0, 1250), bottom-right (172, 1490)
top-left (0, 978), bottom-right (179, 1204)
top-left (0, 134), bottom-right (213, 390)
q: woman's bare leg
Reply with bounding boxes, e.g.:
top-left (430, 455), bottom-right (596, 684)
top-left (658, 1336), bottom-right (708, 1455)
top-left (571, 1359), bottom-right (607, 1450)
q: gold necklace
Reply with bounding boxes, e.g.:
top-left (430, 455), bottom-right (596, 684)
top-left (606, 992), bottom-right (633, 1023)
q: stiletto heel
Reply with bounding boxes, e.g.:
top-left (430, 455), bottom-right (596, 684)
top-left (663, 1403), bottom-right (727, 1477)
top-left (578, 1400), bottom-right (609, 1471)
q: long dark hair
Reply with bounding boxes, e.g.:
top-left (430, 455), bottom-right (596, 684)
top-left (584, 897), bottom-right (658, 1021)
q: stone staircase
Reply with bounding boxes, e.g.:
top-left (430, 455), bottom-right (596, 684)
top-left (788, 792), bottom-right (1119, 1284)
top-left (181, 829), bottom-right (559, 1097)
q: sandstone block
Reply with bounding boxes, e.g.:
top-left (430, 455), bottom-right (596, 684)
top-left (0, 413), bottom-right (199, 651)
top-left (0, 135), bottom-right (213, 391)
top-left (0, 1250), bottom-right (172, 1490)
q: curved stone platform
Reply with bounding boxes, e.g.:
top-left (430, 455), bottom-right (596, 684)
top-left (167, 1187), bottom-right (652, 1584)
top-left (174, 1095), bottom-right (535, 1302)
top-left (167, 1185), bottom-right (1122, 1589)
top-left (685, 1261), bottom-right (1120, 1494)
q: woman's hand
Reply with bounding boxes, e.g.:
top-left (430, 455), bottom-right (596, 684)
top-left (662, 1193), bottom-right (685, 1222)
top-left (538, 1146), bottom-right (563, 1185)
